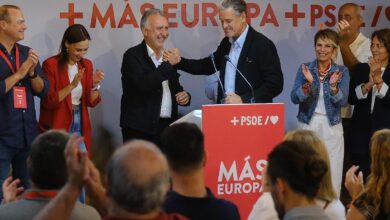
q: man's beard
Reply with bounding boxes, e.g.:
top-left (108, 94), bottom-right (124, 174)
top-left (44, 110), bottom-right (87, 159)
top-left (270, 189), bottom-right (285, 219)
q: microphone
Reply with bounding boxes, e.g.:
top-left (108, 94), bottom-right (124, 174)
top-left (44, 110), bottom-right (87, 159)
top-left (224, 55), bottom-right (255, 103)
top-left (209, 53), bottom-right (226, 96)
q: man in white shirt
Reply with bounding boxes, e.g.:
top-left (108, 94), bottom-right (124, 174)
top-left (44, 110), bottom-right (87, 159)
top-left (335, 2), bottom-right (371, 203)
top-left (336, 3), bottom-right (371, 119)
top-left (120, 8), bottom-right (190, 148)
top-left (335, 3), bottom-right (371, 70)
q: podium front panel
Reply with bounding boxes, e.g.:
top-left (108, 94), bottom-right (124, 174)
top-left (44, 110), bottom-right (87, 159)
top-left (202, 103), bottom-right (284, 219)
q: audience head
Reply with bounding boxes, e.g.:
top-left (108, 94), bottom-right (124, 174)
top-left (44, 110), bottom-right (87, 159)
top-left (366, 129), bottom-right (390, 214)
top-left (28, 130), bottom-right (70, 190)
top-left (314, 29), bottom-right (339, 63)
top-left (0, 5), bottom-right (25, 42)
top-left (59, 24), bottom-right (91, 65)
top-left (267, 140), bottom-right (327, 218)
top-left (161, 123), bottom-right (205, 174)
top-left (284, 129), bottom-right (337, 202)
top-left (338, 3), bottom-right (363, 34)
top-left (106, 140), bottom-right (170, 215)
top-left (370, 129), bottom-right (390, 177)
top-left (218, 0), bottom-right (247, 39)
top-left (371, 29), bottom-right (390, 65)
top-left (140, 8), bottom-right (168, 52)
top-left (314, 28), bottom-right (339, 47)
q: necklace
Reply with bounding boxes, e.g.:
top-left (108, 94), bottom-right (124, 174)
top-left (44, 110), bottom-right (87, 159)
top-left (318, 62), bottom-right (331, 83)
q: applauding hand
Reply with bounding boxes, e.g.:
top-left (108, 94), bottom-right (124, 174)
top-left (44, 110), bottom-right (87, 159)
top-left (368, 56), bottom-right (383, 84)
top-left (93, 69), bottom-right (104, 88)
top-left (301, 64), bottom-right (314, 84)
top-left (329, 71), bottom-right (342, 85)
top-left (70, 68), bottom-right (85, 89)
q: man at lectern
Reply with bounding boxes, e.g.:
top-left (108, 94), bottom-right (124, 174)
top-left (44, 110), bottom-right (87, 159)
top-left (164, 0), bottom-right (283, 104)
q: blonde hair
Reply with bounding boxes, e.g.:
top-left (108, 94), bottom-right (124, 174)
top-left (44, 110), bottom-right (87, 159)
top-left (284, 129), bottom-right (337, 202)
top-left (364, 129), bottom-right (390, 217)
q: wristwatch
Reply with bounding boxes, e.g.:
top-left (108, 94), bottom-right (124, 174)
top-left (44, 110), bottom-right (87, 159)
top-left (92, 84), bottom-right (101, 91)
top-left (29, 71), bottom-right (38, 79)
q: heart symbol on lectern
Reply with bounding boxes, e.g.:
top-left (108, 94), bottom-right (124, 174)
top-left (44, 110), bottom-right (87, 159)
top-left (270, 116), bottom-right (279, 125)
top-left (386, 7), bottom-right (390, 22)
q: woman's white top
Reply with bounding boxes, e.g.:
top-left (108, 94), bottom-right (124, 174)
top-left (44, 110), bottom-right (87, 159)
top-left (68, 63), bottom-right (83, 105)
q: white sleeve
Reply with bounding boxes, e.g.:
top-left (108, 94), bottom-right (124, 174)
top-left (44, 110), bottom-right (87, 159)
top-left (355, 84), bottom-right (368, 100)
top-left (376, 82), bottom-right (389, 99)
top-left (356, 38), bottom-right (371, 63)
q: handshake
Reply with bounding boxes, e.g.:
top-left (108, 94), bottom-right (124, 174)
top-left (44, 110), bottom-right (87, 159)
top-left (163, 48), bottom-right (181, 66)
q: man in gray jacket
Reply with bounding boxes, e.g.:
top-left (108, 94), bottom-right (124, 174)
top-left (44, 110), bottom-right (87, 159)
top-left (0, 130), bottom-right (100, 220)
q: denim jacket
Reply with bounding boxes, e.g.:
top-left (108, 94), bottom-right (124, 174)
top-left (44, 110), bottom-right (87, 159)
top-left (291, 59), bottom-right (349, 126)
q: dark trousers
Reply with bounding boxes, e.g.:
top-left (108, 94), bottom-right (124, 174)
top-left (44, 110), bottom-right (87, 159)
top-left (0, 145), bottom-right (30, 200)
top-left (122, 118), bottom-right (173, 150)
top-left (340, 118), bottom-right (352, 206)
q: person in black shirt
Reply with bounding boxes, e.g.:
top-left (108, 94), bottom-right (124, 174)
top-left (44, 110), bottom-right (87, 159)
top-left (161, 123), bottom-right (240, 220)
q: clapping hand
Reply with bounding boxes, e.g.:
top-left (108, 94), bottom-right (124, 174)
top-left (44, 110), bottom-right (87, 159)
top-left (17, 49), bottom-right (37, 79)
top-left (345, 165), bottom-right (364, 200)
top-left (301, 64), bottom-right (314, 84)
top-left (93, 69), bottom-right (104, 86)
top-left (337, 20), bottom-right (351, 40)
top-left (27, 49), bottom-right (39, 76)
top-left (1, 176), bottom-right (24, 204)
top-left (70, 68), bottom-right (85, 89)
top-left (329, 71), bottom-right (342, 85)
top-left (368, 56), bottom-right (383, 84)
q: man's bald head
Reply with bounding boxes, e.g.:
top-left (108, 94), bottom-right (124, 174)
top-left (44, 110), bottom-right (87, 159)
top-left (106, 140), bottom-right (170, 214)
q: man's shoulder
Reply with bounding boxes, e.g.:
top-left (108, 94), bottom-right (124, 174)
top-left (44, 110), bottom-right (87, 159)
top-left (356, 32), bottom-right (370, 44)
top-left (165, 188), bottom-right (238, 209)
top-left (164, 189), bottom-right (239, 220)
top-left (0, 198), bottom-right (46, 208)
top-left (206, 188), bottom-right (238, 210)
top-left (246, 26), bottom-right (276, 51)
top-left (354, 33), bottom-right (371, 52)
top-left (124, 41), bottom-right (145, 56)
top-left (15, 43), bottom-right (30, 51)
top-left (249, 26), bottom-right (273, 44)
top-left (14, 43), bottom-right (31, 57)
top-left (0, 198), bottom-right (48, 218)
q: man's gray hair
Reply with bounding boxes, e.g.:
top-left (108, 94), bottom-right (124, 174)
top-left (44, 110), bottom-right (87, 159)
top-left (340, 3), bottom-right (362, 17)
top-left (219, 0), bottom-right (247, 16)
top-left (106, 141), bottom-right (170, 214)
top-left (140, 8), bottom-right (165, 29)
